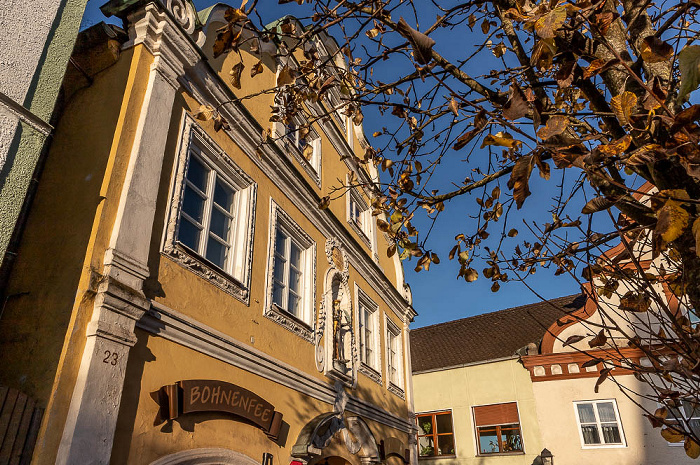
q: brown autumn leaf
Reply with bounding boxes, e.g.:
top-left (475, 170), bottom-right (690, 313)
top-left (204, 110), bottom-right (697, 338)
top-left (670, 104), bottom-right (700, 133)
top-left (686, 437), bottom-right (700, 459)
top-left (387, 243), bottom-right (397, 258)
top-left (594, 367), bottom-right (612, 393)
top-left (535, 154), bottom-right (550, 180)
top-left (397, 17), bottom-right (436, 65)
top-left (563, 335), bottom-right (586, 346)
top-left (537, 115), bottom-right (568, 139)
top-left (224, 6), bottom-right (247, 23)
top-left (318, 75), bottom-right (336, 96)
top-left (213, 27), bottom-right (234, 58)
top-left (318, 196), bottom-right (330, 209)
top-left (503, 83), bottom-right (529, 120)
top-left (194, 104), bottom-right (215, 121)
top-left (465, 268), bottom-right (478, 282)
top-left (535, 6), bottom-right (567, 39)
top-left (693, 218), bottom-right (700, 258)
top-left (662, 427), bottom-right (685, 443)
top-left (481, 131), bottom-right (521, 149)
top-left (491, 281), bottom-right (500, 292)
top-left (556, 60), bottom-right (576, 88)
top-left (582, 357), bottom-right (604, 368)
top-left (507, 154), bottom-right (534, 209)
top-left (531, 40), bottom-right (554, 71)
top-left (610, 91), bottom-right (637, 126)
top-left (277, 65), bottom-right (296, 86)
top-left (583, 59), bottom-right (606, 79)
top-left (594, 11), bottom-right (616, 35)
top-left (213, 114), bottom-right (230, 132)
top-left (229, 62), bottom-right (245, 89)
top-left (449, 98), bottom-right (459, 117)
top-left (619, 291), bottom-right (651, 312)
top-left (508, 228), bottom-right (518, 237)
top-left (640, 36), bottom-right (674, 63)
top-left (250, 60), bottom-right (263, 78)
top-left (624, 144), bottom-right (665, 166)
top-left (481, 19), bottom-right (490, 34)
top-left (582, 196), bottom-right (615, 214)
top-left (588, 329), bottom-right (608, 348)
top-left (655, 191), bottom-right (690, 243)
top-left (597, 134), bottom-right (632, 156)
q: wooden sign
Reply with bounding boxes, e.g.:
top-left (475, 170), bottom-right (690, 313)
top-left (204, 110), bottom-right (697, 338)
top-left (151, 380), bottom-right (283, 440)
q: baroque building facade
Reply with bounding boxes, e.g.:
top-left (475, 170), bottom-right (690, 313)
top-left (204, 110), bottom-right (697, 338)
top-left (0, 1), bottom-right (418, 464)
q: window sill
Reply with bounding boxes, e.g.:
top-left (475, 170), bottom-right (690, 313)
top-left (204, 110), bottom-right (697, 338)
top-left (359, 363), bottom-right (382, 385)
top-left (580, 444), bottom-right (626, 449)
top-left (263, 303), bottom-right (314, 343)
top-left (163, 242), bottom-right (249, 304)
top-left (388, 381), bottom-right (405, 399)
top-left (476, 452), bottom-right (525, 457)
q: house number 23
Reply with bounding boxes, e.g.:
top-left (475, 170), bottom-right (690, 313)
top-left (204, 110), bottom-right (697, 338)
top-left (103, 350), bottom-right (119, 366)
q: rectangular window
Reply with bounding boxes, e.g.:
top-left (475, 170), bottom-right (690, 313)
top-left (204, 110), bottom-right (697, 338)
top-left (574, 400), bottom-right (626, 447)
top-left (665, 400), bottom-right (700, 444)
top-left (417, 411), bottom-right (455, 457)
top-left (473, 402), bottom-right (523, 455)
top-left (386, 318), bottom-right (402, 389)
top-left (165, 117), bottom-right (256, 302)
top-left (347, 188), bottom-right (371, 243)
top-left (282, 120), bottom-right (321, 176)
top-left (265, 201), bottom-right (316, 339)
top-left (356, 288), bottom-right (379, 371)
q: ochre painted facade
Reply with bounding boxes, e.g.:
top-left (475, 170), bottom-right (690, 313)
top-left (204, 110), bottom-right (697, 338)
top-left (0, 1), bottom-right (417, 464)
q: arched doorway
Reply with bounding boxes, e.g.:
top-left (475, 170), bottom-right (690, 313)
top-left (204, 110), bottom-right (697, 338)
top-left (150, 448), bottom-right (261, 465)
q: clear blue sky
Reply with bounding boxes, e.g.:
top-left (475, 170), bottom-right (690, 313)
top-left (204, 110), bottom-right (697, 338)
top-left (80, 0), bottom-right (584, 328)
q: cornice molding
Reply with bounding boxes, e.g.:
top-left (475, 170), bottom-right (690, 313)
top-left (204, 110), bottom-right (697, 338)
top-left (139, 301), bottom-right (413, 433)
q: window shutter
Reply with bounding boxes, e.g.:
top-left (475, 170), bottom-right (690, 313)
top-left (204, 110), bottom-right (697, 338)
top-left (473, 402), bottom-right (519, 426)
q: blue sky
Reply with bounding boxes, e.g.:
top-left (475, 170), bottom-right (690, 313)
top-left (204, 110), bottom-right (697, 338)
top-left (80, 0), bottom-right (584, 327)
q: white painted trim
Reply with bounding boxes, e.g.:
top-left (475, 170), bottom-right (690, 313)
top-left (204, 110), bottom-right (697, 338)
top-left (161, 113), bottom-right (257, 304)
top-left (138, 301), bottom-right (413, 433)
top-left (263, 199), bottom-right (317, 341)
top-left (354, 284), bottom-right (382, 385)
top-left (385, 315), bottom-right (405, 399)
top-left (150, 448), bottom-right (260, 465)
top-left (572, 399), bottom-right (627, 449)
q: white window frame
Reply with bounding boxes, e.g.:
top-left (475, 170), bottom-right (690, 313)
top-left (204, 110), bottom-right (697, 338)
top-left (663, 400), bottom-right (700, 447)
top-left (355, 285), bottom-right (381, 383)
top-left (346, 185), bottom-right (372, 246)
top-left (163, 114), bottom-right (256, 303)
top-left (385, 315), bottom-right (404, 397)
top-left (573, 400), bottom-right (627, 449)
top-left (264, 199), bottom-right (316, 342)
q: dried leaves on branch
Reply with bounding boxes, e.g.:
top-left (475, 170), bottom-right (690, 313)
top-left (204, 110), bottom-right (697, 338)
top-left (214, 0), bottom-right (700, 454)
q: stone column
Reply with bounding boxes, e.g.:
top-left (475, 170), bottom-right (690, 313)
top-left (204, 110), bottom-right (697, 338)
top-left (55, 3), bottom-right (199, 463)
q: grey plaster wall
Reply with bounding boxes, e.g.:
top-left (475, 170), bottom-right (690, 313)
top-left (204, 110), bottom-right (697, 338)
top-left (0, 0), bottom-right (88, 265)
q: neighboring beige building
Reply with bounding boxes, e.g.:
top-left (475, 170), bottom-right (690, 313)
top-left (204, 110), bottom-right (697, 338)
top-left (410, 297), bottom-right (580, 464)
top-left (411, 287), bottom-right (699, 465)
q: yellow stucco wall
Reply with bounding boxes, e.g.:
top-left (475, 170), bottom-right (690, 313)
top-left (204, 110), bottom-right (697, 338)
top-left (0, 12), bottom-right (413, 464)
top-left (412, 359), bottom-right (542, 465)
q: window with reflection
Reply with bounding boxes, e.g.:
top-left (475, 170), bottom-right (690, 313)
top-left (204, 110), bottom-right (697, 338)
top-left (417, 411), bottom-right (455, 457)
top-left (473, 402), bottom-right (524, 455)
top-left (574, 400), bottom-right (625, 447)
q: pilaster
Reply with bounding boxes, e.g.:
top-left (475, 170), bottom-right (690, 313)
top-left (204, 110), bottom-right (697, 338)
top-left (55, 3), bottom-right (199, 463)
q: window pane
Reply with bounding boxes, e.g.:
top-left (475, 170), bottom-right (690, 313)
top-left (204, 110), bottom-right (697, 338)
top-left (418, 418), bottom-right (433, 435)
top-left (205, 237), bottom-right (227, 268)
top-left (436, 414), bottom-right (453, 434)
top-left (288, 293), bottom-right (300, 317)
top-left (577, 403), bottom-right (596, 423)
top-left (273, 257), bottom-right (286, 283)
top-left (289, 268), bottom-right (301, 294)
top-left (601, 424), bottom-right (621, 443)
top-left (290, 242), bottom-right (301, 268)
top-left (214, 179), bottom-right (234, 211)
top-left (597, 402), bottom-right (617, 422)
top-left (275, 230), bottom-right (287, 256)
top-left (272, 282), bottom-right (285, 307)
top-left (178, 218), bottom-right (201, 250)
top-left (186, 156), bottom-right (208, 191)
top-left (478, 428), bottom-right (500, 454)
top-left (501, 425), bottom-right (523, 452)
top-left (182, 184), bottom-right (205, 223)
top-left (437, 434), bottom-right (455, 456)
top-left (581, 425), bottom-right (601, 444)
top-left (684, 400), bottom-right (700, 419)
top-left (690, 419), bottom-right (700, 438)
top-left (209, 208), bottom-right (231, 241)
top-left (418, 436), bottom-right (435, 457)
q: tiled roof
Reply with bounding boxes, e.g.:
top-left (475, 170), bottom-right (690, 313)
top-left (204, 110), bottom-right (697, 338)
top-left (410, 294), bottom-right (585, 373)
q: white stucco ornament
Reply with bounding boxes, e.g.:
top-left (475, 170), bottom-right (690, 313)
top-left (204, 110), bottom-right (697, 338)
top-left (164, 0), bottom-right (197, 34)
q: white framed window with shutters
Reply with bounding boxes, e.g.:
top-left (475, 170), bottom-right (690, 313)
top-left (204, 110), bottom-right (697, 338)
top-left (385, 316), bottom-right (404, 396)
top-left (355, 285), bottom-right (380, 381)
top-left (573, 400), bottom-right (626, 448)
top-left (264, 200), bottom-right (316, 342)
top-left (163, 114), bottom-right (256, 303)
